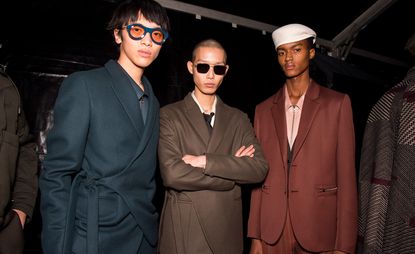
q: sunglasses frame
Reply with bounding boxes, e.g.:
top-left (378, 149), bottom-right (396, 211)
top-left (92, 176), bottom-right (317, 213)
top-left (124, 23), bottom-right (169, 45)
top-left (195, 63), bottom-right (227, 75)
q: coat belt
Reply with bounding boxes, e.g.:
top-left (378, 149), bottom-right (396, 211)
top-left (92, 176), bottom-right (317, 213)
top-left (63, 172), bottom-right (100, 254)
top-left (85, 176), bottom-right (99, 254)
top-left (166, 191), bottom-right (186, 254)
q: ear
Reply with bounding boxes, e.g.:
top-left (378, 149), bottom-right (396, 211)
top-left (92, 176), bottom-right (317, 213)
top-left (187, 61), bottom-right (194, 74)
top-left (309, 48), bottom-right (315, 60)
top-left (225, 65), bottom-right (230, 75)
top-left (114, 29), bottom-right (122, 44)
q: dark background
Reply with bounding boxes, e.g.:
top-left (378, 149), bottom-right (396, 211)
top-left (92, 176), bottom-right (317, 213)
top-left (0, 0), bottom-right (413, 253)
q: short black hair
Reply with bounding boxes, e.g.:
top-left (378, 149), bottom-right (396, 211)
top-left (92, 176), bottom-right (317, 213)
top-left (107, 0), bottom-right (170, 33)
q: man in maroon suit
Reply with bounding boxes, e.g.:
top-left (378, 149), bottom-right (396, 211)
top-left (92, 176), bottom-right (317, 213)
top-left (247, 23), bottom-right (358, 254)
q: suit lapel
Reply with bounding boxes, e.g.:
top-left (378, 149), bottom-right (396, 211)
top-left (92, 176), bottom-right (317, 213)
top-left (104, 60), bottom-right (144, 140)
top-left (137, 76), bottom-right (159, 150)
top-left (183, 94), bottom-right (211, 146)
top-left (271, 90), bottom-right (289, 167)
top-left (292, 81), bottom-right (320, 160)
top-left (207, 97), bottom-right (228, 152)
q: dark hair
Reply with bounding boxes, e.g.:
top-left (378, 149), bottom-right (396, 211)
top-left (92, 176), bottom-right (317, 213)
top-left (107, 0), bottom-right (170, 33)
top-left (191, 39), bottom-right (227, 63)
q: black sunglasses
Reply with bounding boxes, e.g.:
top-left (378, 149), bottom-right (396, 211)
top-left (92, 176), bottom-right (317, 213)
top-left (195, 64), bottom-right (227, 75)
top-left (123, 23), bottom-right (168, 45)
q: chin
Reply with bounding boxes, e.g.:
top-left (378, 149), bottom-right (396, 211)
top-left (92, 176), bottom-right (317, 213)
top-left (135, 58), bottom-right (155, 68)
top-left (202, 90), bottom-right (217, 95)
top-left (135, 63), bottom-right (150, 70)
top-left (208, 86), bottom-right (219, 92)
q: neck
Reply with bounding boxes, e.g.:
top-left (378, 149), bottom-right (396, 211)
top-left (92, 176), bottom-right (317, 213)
top-left (287, 74), bottom-right (310, 91)
top-left (194, 91), bottom-right (215, 113)
top-left (117, 58), bottom-right (145, 90)
top-left (286, 77), bottom-right (311, 104)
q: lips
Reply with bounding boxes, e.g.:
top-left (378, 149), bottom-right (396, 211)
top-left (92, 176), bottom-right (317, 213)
top-left (285, 63), bottom-right (294, 70)
top-left (204, 83), bottom-right (215, 88)
top-left (137, 49), bottom-right (151, 58)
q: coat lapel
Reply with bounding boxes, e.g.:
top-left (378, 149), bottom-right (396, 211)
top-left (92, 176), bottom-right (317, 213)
top-left (271, 90), bottom-right (289, 168)
top-left (104, 61), bottom-right (160, 170)
top-left (137, 76), bottom-right (159, 150)
top-left (207, 97), bottom-right (229, 152)
top-left (292, 81), bottom-right (320, 160)
top-left (104, 60), bottom-right (144, 139)
top-left (183, 94), bottom-right (211, 146)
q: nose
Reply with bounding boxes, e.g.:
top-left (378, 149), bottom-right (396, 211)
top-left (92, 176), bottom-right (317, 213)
top-left (285, 52), bottom-right (293, 61)
top-left (206, 66), bottom-right (215, 79)
top-left (141, 32), bottom-right (152, 46)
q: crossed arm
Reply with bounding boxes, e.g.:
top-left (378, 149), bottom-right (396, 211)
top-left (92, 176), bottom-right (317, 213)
top-left (182, 144), bottom-right (255, 168)
top-left (159, 109), bottom-right (268, 191)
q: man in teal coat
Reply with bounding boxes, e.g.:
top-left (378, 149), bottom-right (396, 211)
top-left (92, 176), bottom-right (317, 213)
top-left (39, 1), bottom-right (170, 253)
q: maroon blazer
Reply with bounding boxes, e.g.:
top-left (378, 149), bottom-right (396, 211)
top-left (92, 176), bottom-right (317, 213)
top-left (247, 81), bottom-right (358, 253)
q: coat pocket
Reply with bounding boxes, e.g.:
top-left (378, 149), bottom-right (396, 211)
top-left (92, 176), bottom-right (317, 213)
top-left (316, 185), bottom-right (338, 197)
top-left (0, 209), bottom-right (25, 254)
top-left (261, 184), bottom-right (272, 194)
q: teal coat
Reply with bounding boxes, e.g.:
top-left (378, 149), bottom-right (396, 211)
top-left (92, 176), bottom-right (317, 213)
top-left (40, 60), bottom-right (160, 254)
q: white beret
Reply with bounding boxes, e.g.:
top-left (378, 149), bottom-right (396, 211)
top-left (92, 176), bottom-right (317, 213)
top-left (272, 23), bottom-right (316, 49)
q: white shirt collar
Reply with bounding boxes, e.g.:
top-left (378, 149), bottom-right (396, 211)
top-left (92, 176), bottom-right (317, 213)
top-left (191, 91), bottom-right (217, 114)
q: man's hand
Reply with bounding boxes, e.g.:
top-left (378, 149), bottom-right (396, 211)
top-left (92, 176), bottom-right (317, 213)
top-left (12, 209), bottom-right (27, 228)
top-left (182, 155), bottom-right (206, 168)
top-left (235, 144), bottom-right (255, 157)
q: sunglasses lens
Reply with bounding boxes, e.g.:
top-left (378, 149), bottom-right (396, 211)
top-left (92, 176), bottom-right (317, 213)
top-left (128, 25), bottom-right (145, 39)
top-left (151, 30), bottom-right (165, 44)
top-left (213, 65), bottom-right (227, 75)
top-left (196, 64), bottom-right (210, 73)
top-left (126, 24), bottom-right (167, 44)
top-left (196, 64), bottom-right (226, 75)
